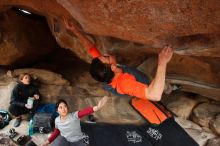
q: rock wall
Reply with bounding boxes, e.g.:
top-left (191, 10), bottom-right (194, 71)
top-left (0, 1), bottom-right (219, 145)
top-left (0, 9), bottom-right (58, 66)
top-left (0, 0), bottom-right (219, 101)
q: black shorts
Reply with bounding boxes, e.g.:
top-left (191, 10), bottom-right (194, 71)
top-left (9, 100), bottom-right (40, 117)
top-left (8, 104), bottom-right (30, 117)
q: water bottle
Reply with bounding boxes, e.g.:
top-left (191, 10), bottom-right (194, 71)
top-left (28, 119), bottom-right (34, 136)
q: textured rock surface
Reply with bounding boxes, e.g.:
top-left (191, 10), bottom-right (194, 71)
top-left (139, 57), bottom-right (220, 101)
top-left (206, 138), bottom-right (220, 146)
top-left (193, 103), bottom-right (220, 128)
top-left (161, 92), bottom-right (198, 119)
top-left (184, 129), bottom-right (216, 146)
top-left (175, 117), bottom-right (203, 131)
top-left (10, 68), bottom-right (70, 86)
top-left (0, 0), bottom-right (219, 101)
top-left (210, 114), bottom-right (220, 136)
top-left (0, 0), bottom-right (219, 48)
top-left (0, 81), bottom-right (17, 110)
top-left (175, 117), bottom-right (217, 146)
top-left (0, 9), bottom-right (58, 66)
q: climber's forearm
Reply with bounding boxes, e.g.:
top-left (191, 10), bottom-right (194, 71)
top-left (145, 64), bottom-right (167, 101)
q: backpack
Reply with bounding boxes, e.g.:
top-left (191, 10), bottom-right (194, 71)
top-left (0, 110), bottom-right (10, 129)
top-left (32, 113), bottom-right (54, 133)
top-left (130, 98), bottom-right (173, 125)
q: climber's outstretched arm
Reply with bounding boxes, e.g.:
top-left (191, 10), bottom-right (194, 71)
top-left (63, 18), bottom-right (101, 58)
top-left (145, 46), bottom-right (173, 101)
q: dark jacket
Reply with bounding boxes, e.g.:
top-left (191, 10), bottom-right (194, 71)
top-left (10, 82), bottom-right (40, 107)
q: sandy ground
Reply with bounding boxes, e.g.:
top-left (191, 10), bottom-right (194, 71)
top-left (0, 119), bottom-right (49, 146)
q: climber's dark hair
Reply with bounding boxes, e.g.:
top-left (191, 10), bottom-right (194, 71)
top-left (56, 99), bottom-right (68, 109)
top-left (90, 58), bottom-right (114, 84)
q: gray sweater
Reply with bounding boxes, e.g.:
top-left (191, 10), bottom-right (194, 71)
top-left (55, 112), bottom-right (84, 142)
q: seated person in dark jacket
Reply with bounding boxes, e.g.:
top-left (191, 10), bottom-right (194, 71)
top-left (9, 73), bottom-right (40, 127)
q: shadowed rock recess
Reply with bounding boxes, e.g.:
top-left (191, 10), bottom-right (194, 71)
top-left (0, 0), bottom-right (219, 145)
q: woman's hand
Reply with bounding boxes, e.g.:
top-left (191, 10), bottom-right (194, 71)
top-left (25, 104), bottom-right (33, 109)
top-left (33, 94), bottom-right (40, 100)
top-left (93, 96), bottom-right (109, 112)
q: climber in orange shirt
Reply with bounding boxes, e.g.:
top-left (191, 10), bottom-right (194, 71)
top-left (63, 18), bottom-right (199, 146)
top-left (63, 18), bottom-right (170, 102)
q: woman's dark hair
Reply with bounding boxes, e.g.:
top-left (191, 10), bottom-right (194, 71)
top-left (19, 73), bottom-right (31, 81)
top-left (56, 99), bottom-right (68, 109)
top-left (90, 58), bottom-right (114, 84)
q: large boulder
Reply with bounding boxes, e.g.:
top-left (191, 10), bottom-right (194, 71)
top-left (74, 72), bottom-right (109, 97)
top-left (206, 138), bottom-right (220, 146)
top-left (175, 117), bottom-right (203, 131)
top-left (79, 95), bottom-right (145, 124)
top-left (210, 114), bottom-right (220, 136)
top-left (8, 68), bottom-right (70, 86)
top-left (192, 103), bottom-right (220, 129)
top-left (175, 117), bottom-right (217, 146)
top-left (0, 82), bottom-right (17, 110)
top-left (161, 92), bottom-right (198, 119)
top-left (184, 129), bottom-right (216, 146)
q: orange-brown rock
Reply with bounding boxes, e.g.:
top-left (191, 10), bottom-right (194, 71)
top-left (0, 9), bottom-right (57, 66)
top-left (0, 1), bottom-right (219, 106)
top-left (0, 0), bottom-right (219, 60)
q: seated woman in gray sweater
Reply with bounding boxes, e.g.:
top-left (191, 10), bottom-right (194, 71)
top-left (42, 96), bottom-right (109, 146)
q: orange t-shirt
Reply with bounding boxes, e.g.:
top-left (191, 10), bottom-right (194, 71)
top-left (109, 72), bottom-right (169, 124)
top-left (88, 47), bottom-right (101, 58)
top-left (109, 72), bottom-right (147, 100)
